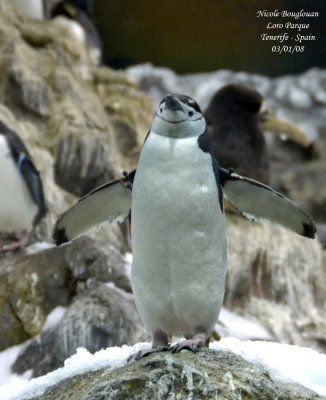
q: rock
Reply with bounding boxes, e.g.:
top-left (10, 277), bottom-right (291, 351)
top-left (0, 236), bottom-right (134, 352)
top-left (225, 214), bottom-right (326, 353)
top-left (12, 283), bottom-right (145, 378)
top-left (31, 348), bottom-right (321, 400)
top-left (0, 243), bottom-right (74, 350)
top-left (0, 1), bottom-right (152, 202)
top-left (0, 0), bottom-right (150, 246)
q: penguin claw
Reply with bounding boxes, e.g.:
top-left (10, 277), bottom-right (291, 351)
top-left (128, 346), bottom-right (169, 362)
top-left (169, 337), bottom-right (204, 354)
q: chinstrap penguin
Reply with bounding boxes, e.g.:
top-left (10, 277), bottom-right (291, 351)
top-left (53, 93), bottom-right (315, 359)
top-left (0, 120), bottom-right (46, 252)
top-left (205, 84), bottom-right (311, 184)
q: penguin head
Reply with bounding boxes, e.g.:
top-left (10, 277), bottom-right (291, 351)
top-left (151, 94), bottom-right (206, 138)
top-left (205, 84), bottom-right (262, 125)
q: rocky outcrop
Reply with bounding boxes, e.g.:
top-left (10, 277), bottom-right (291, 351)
top-left (12, 283), bottom-right (145, 378)
top-left (0, 236), bottom-right (136, 353)
top-left (0, 1), bottom-right (152, 203)
top-left (225, 215), bottom-right (325, 353)
top-left (31, 349), bottom-right (321, 400)
top-left (9, 218), bottom-right (325, 379)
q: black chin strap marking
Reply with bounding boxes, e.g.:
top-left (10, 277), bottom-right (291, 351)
top-left (156, 114), bottom-right (204, 124)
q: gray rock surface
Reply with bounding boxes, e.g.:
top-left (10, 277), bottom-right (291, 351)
top-left (0, 1), bottom-right (153, 203)
top-left (0, 236), bottom-right (134, 352)
top-left (33, 349), bottom-right (321, 400)
top-left (225, 215), bottom-right (326, 353)
top-left (12, 283), bottom-right (145, 378)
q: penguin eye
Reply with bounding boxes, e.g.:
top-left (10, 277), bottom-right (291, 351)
top-left (160, 107), bottom-right (163, 113)
top-left (188, 111), bottom-right (194, 117)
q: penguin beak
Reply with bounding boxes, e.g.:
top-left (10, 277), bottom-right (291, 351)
top-left (259, 109), bottom-right (311, 148)
top-left (164, 95), bottom-right (184, 112)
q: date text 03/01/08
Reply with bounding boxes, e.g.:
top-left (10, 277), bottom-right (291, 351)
top-left (272, 45), bottom-right (304, 54)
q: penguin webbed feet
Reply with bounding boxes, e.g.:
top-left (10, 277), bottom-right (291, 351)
top-left (128, 345), bottom-right (169, 362)
top-left (128, 329), bottom-right (170, 361)
top-left (0, 231), bottom-right (29, 253)
top-left (169, 333), bottom-right (208, 354)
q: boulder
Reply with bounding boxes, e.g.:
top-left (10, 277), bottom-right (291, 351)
top-left (225, 215), bottom-right (326, 353)
top-left (0, 236), bottom-right (134, 352)
top-left (30, 348), bottom-right (321, 400)
top-left (12, 283), bottom-right (145, 378)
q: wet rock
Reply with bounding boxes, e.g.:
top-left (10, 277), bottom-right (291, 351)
top-left (12, 283), bottom-right (145, 378)
top-left (34, 348), bottom-right (321, 400)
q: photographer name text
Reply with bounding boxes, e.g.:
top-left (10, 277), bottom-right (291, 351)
top-left (257, 9), bottom-right (319, 53)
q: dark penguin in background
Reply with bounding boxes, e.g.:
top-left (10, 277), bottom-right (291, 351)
top-left (205, 84), bottom-right (311, 184)
top-left (50, 0), bottom-right (102, 64)
top-left (0, 121), bottom-right (46, 252)
top-left (53, 94), bottom-right (315, 360)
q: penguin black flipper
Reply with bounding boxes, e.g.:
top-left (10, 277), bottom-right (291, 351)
top-left (220, 167), bottom-right (316, 239)
top-left (0, 120), bottom-right (46, 226)
top-left (53, 170), bottom-right (135, 245)
top-left (18, 158), bottom-right (46, 225)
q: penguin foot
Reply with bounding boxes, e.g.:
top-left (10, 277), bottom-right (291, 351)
top-left (128, 330), bottom-right (170, 361)
top-left (2, 232), bottom-right (29, 252)
top-left (169, 333), bottom-right (207, 354)
top-left (128, 346), bottom-right (169, 362)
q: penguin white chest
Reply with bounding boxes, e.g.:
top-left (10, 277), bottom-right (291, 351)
top-left (0, 136), bottom-right (38, 232)
top-left (131, 132), bottom-right (227, 336)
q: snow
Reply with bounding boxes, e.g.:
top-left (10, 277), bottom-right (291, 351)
top-left (123, 252), bottom-right (133, 279)
top-left (25, 242), bottom-right (55, 255)
top-left (0, 343), bottom-right (150, 400)
top-left (0, 340), bottom-right (325, 399)
top-left (216, 308), bottom-right (273, 341)
top-left (0, 344), bottom-right (32, 386)
top-left (0, 307), bottom-right (66, 388)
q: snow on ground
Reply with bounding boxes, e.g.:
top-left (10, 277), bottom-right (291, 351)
top-left (0, 344), bottom-right (32, 386)
top-left (216, 308), bottom-right (274, 341)
top-left (0, 307), bottom-right (66, 387)
top-left (0, 339), bottom-right (325, 399)
top-left (25, 242), bottom-right (56, 255)
top-left (0, 343), bottom-right (150, 400)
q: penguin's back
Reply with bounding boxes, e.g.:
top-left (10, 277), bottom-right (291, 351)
top-left (131, 131), bottom-right (227, 336)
